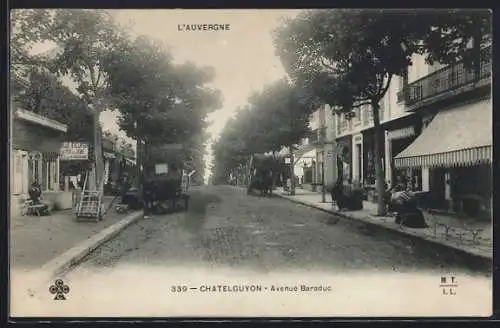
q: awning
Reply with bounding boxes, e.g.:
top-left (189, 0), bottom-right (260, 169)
top-left (394, 99), bottom-right (492, 168)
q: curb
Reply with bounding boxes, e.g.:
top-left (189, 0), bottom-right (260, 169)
top-left (39, 210), bottom-right (143, 279)
top-left (274, 193), bottom-right (492, 263)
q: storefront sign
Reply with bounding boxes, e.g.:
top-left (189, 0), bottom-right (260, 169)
top-left (60, 142), bottom-right (89, 160)
top-left (388, 126), bottom-right (415, 140)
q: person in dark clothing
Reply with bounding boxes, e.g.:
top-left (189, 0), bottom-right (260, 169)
top-left (28, 181), bottom-right (42, 204)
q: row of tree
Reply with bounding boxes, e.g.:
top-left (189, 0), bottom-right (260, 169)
top-left (11, 9), bottom-right (221, 186)
top-left (212, 9), bottom-right (490, 214)
top-left (211, 78), bottom-right (319, 190)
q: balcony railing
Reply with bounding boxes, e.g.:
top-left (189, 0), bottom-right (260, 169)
top-left (397, 46), bottom-right (491, 108)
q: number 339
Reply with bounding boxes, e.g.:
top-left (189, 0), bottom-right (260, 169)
top-left (171, 285), bottom-right (188, 292)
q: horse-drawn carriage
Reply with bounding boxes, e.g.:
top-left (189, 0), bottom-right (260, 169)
top-left (143, 163), bottom-right (192, 214)
top-left (246, 153), bottom-right (281, 197)
top-left (142, 143), bottom-right (194, 215)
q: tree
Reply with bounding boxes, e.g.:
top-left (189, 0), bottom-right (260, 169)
top-left (248, 79), bottom-right (315, 194)
top-left (42, 9), bottom-right (129, 189)
top-left (15, 68), bottom-right (94, 142)
top-left (275, 10), bottom-right (432, 214)
top-left (417, 10), bottom-right (491, 77)
top-left (211, 113), bottom-right (254, 184)
top-left (104, 36), bottom-right (222, 146)
top-left (211, 79), bottom-right (314, 192)
top-left (10, 9), bottom-right (53, 75)
top-left (275, 9), bottom-right (492, 215)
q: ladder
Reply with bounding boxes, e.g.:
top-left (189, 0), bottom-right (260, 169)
top-left (76, 170), bottom-right (104, 222)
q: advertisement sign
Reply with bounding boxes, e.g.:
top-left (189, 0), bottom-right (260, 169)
top-left (60, 142), bottom-right (89, 160)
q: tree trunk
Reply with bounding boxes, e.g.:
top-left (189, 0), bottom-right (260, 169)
top-left (92, 102), bottom-right (105, 191)
top-left (371, 101), bottom-right (386, 216)
top-left (289, 146), bottom-right (296, 196)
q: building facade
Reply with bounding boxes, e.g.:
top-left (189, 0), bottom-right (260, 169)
top-left (11, 106), bottom-right (69, 216)
top-left (102, 135), bottom-right (137, 193)
top-left (333, 46), bottom-right (492, 220)
top-left (286, 104), bottom-right (338, 190)
top-left (394, 46), bottom-right (492, 220)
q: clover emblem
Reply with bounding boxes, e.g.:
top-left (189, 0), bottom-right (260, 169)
top-left (49, 279), bottom-right (70, 300)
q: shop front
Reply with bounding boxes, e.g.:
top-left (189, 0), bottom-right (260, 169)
top-left (11, 109), bottom-right (68, 216)
top-left (394, 98), bottom-right (492, 221)
top-left (294, 149), bottom-right (316, 190)
top-left (384, 114), bottom-right (423, 189)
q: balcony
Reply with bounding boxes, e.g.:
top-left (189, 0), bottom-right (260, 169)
top-left (309, 127), bottom-right (327, 145)
top-left (397, 46), bottom-right (491, 110)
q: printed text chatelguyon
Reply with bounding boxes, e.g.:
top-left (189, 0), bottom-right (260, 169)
top-left (171, 284), bottom-right (333, 293)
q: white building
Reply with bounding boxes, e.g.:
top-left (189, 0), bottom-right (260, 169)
top-left (287, 104), bottom-right (337, 190)
top-left (333, 47), bottom-right (492, 219)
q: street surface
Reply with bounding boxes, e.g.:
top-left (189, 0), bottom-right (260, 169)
top-left (13, 185), bottom-right (491, 317)
top-left (72, 185), bottom-right (490, 275)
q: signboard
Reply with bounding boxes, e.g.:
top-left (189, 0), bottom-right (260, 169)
top-left (387, 126), bottom-right (415, 141)
top-left (60, 142), bottom-right (89, 160)
top-left (155, 163), bottom-right (168, 174)
top-left (284, 157), bottom-right (291, 164)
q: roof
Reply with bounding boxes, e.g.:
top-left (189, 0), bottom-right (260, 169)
top-left (15, 109), bottom-right (68, 133)
top-left (394, 98), bottom-right (492, 168)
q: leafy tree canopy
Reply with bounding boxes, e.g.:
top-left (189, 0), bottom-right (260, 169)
top-left (104, 35), bottom-right (222, 145)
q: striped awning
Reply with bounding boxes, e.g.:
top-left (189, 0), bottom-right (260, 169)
top-left (394, 99), bottom-right (492, 168)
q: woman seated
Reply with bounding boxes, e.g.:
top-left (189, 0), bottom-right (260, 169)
top-left (387, 181), bottom-right (427, 228)
top-left (27, 181), bottom-right (50, 215)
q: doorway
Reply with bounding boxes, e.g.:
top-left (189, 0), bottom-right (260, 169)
top-left (429, 168), bottom-right (446, 209)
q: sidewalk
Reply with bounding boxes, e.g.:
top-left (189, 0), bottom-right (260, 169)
top-left (10, 197), bottom-right (134, 270)
top-left (275, 187), bottom-right (492, 260)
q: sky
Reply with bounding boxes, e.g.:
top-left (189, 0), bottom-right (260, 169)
top-left (113, 10), bottom-right (300, 182)
top-left (31, 9), bottom-right (301, 183)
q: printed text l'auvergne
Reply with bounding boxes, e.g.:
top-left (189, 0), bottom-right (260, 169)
top-left (177, 24), bottom-right (231, 32)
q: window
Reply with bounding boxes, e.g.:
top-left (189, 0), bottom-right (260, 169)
top-left (367, 104), bottom-right (373, 122)
top-left (341, 114), bottom-right (347, 130)
top-left (355, 107), bottom-right (361, 123)
top-left (43, 157), bottom-right (58, 191)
